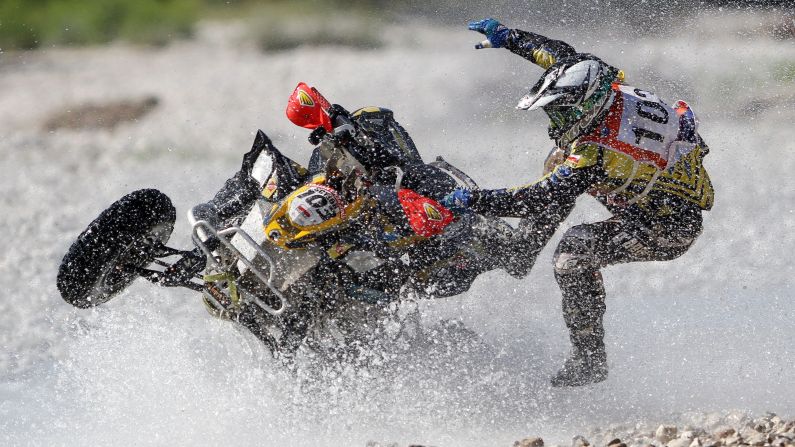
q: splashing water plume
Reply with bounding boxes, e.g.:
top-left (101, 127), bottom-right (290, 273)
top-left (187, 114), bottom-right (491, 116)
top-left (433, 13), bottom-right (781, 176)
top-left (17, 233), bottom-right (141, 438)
top-left (1, 4), bottom-right (794, 446)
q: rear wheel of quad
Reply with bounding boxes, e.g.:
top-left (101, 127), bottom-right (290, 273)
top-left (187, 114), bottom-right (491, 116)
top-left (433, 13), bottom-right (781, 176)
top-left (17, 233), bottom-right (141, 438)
top-left (57, 189), bottom-right (176, 308)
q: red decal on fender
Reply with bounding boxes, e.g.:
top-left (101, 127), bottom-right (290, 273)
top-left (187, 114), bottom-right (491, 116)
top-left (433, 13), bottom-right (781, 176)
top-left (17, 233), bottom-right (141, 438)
top-left (397, 189), bottom-right (454, 238)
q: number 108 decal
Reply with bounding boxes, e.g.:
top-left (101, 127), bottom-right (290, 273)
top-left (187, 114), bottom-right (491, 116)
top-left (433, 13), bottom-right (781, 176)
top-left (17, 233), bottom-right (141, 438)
top-left (616, 86), bottom-right (678, 158)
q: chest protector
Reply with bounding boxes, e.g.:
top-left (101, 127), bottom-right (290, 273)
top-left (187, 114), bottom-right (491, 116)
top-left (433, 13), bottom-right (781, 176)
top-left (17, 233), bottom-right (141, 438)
top-left (578, 84), bottom-right (699, 205)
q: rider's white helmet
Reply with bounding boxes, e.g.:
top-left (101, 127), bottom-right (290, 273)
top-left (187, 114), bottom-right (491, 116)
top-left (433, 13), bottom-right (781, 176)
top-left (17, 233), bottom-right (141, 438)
top-left (517, 59), bottom-right (611, 111)
top-left (517, 57), bottom-right (620, 145)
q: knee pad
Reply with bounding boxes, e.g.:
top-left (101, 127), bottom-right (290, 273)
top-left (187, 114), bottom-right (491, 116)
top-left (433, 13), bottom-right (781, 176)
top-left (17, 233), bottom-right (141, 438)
top-left (553, 226), bottom-right (599, 275)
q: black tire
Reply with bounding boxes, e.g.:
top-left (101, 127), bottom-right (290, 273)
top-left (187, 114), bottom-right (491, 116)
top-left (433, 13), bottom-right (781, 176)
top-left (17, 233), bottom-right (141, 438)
top-left (57, 189), bottom-right (176, 308)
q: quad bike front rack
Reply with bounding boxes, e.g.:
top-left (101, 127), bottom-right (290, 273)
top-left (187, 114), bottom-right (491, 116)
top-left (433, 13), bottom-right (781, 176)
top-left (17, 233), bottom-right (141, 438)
top-left (191, 220), bottom-right (287, 316)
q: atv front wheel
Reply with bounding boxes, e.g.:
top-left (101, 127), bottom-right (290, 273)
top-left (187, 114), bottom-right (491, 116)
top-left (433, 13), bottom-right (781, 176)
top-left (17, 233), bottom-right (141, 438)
top-left (57, 189), bottom-right (176, 308)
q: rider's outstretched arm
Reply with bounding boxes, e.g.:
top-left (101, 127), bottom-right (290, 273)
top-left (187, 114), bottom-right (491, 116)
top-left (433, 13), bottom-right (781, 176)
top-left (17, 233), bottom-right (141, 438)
top-left (504, 28), bottom-right (579, 69)
top-left (468, 18), bottom-right (579, 69)
top-left (469, 145), bottom-right (605, 220)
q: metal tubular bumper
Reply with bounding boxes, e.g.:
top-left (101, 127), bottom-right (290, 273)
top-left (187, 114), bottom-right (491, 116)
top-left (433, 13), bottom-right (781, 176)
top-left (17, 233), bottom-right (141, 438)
top-left (190, 220), bottom-right (287, 316)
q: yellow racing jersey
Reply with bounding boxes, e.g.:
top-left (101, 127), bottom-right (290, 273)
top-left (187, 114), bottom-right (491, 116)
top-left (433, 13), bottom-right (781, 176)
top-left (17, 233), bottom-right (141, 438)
top-left (472, 85), bottom-right (713, 221)
top-left (564, 139), bottom-right (713, 215)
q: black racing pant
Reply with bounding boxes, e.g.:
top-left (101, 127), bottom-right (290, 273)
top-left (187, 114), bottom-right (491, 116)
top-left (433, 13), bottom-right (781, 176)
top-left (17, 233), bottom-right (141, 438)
top-left (552, 207), bottom-right (703, 353)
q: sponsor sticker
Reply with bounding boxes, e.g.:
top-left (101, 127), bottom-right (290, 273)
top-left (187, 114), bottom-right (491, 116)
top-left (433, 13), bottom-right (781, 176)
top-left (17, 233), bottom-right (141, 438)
top-left (262, 176), bottom-right (278, 199)
top-left (297, 89), bottom-right (314, 107)
top-left (295, 205), bottom-right (311, 218)
top-left (423, 202), bottom-right (443, 221)
top-left (287, 184), bottom-right (342, 227)
top-left (327, 242), bottom-right (354, 259)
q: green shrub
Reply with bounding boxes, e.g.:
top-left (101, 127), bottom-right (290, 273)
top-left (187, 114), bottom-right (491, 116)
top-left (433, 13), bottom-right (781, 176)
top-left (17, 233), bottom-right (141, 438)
top-left (773, 61), bottom-right (795, 83)
top-left (245, 2), bottom-right (385, 52)
top-left (0, 0), bottom-right (199, 50)
top-left (256, 17), bottom-right (384, 52)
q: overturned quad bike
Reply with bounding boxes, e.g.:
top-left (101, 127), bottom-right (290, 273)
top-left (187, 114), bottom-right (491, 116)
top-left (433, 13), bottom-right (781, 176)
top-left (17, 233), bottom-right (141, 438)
top-left (57, 105), bottom-right (529, 359)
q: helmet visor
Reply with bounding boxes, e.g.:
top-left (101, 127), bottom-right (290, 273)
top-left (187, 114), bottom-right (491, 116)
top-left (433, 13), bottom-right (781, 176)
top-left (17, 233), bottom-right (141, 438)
top-left (516, 60), bottom-right (602, 111)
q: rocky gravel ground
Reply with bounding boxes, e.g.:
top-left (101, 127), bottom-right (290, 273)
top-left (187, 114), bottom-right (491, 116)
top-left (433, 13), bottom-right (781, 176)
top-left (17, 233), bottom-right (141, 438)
top-left (367, 413), bottom-right (795, 447)
top-left (514, 413), bottom-right (795, 447)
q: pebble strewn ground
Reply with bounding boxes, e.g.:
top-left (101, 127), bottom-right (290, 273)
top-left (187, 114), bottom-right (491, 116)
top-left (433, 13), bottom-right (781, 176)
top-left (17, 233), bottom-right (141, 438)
top-left (364, 412), bottom-right (795, 447)
top-left (512, 413), bottom-right (795, 447)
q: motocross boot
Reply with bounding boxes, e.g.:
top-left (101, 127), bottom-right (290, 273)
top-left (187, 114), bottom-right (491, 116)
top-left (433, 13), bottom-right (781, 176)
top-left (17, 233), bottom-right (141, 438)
top-left (189, 170), bottom-right (262, 247)
top-left (550, 330), bottom-right (607, 387)
top-left (549, 224), bottom-right (610, 387)
top-left (500, 205), bottom-right (569, 278)
top-left (500, 218), bottom-right (542, 278)
top-left (210, 170), bottom-right (262, 224)
top-left (467, 215), bottom-right (526, 275)
top-left (550, 274), bottom-right (608, 387)
top-left (489, 216), bottom-right (556, 278)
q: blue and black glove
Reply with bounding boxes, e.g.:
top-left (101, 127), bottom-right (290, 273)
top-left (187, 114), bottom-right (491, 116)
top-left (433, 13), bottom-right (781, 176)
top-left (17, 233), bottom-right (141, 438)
top-left (440, 188), bottom-right (474, 214)
top-left (468, 18), bottom-right (510, 49)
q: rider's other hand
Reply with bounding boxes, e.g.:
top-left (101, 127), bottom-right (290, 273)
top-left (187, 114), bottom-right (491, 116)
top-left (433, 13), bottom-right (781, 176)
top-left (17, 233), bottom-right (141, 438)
top-left (441, 188), bottom-right (473, 213)
top-left (329, 103), bottom-right (356, 138)
top-left (308, 126), bottom-right (327, 145)
top-left (468, 18), bottom-right (509, 49)
top-left (328, 103), bottom-right (352, 121)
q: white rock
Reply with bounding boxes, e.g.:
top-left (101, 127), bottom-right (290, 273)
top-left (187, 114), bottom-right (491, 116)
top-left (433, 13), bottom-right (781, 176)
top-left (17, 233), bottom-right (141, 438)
top-left (702, 413), bottom-right (725, 431)
top-left (745, 432), bottom-right (768, 446)
top-left (741, 426), bottom-right (761, 439)
top-left (714, 427), bottom-right (736, 439)
top-left (656, 425), bottom-right (678, 444)
top-left (723, 434), bottom-right (741, 446)
top-left (514, 437), bottom-right (544, 447)
top-left (632, 436), bottom-right (656, 447)
top-left (667, 437), bottom-right (691, 447)
top-left (725, 410), bottom-right (750, 426)
top-left (571, 435), bottom-right (590, 447)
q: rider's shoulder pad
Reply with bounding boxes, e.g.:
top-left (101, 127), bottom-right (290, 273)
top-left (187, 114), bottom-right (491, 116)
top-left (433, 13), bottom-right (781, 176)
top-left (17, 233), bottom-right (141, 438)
top-left (564, 143), bottom-right (600, 169)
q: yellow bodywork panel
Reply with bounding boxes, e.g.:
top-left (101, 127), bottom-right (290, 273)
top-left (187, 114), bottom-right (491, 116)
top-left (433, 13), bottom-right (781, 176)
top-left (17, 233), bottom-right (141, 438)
top-left (263, 175), bottom-right (367, 249)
